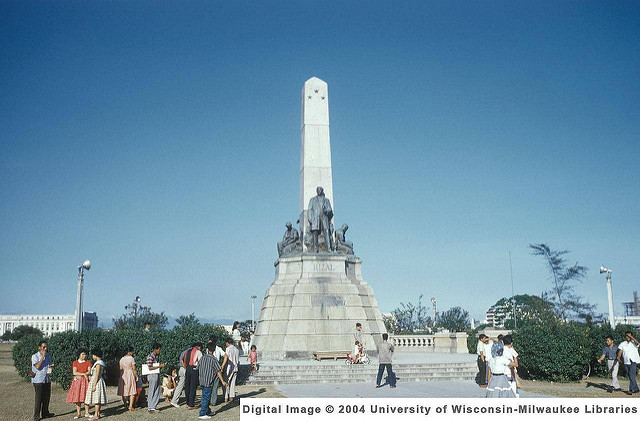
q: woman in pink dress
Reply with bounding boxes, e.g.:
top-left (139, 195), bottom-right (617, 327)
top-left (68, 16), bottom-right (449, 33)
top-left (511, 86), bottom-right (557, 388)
top-left (117, 346), bottom-right (138, 412)
top-left (66, 349), bottom-right (91, 419)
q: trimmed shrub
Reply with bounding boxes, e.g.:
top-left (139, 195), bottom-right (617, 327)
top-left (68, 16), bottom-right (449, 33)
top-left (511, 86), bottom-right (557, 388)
top-left (14, 324), bottom-right (231, 389)
top-left (466, 328), bottom-right (480, 354)
top-left (512, 322), bottom-right (590, 382)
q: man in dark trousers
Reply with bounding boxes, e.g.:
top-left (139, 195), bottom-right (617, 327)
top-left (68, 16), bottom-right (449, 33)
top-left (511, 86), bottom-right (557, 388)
top-left (375, 333), bottom-right (396, 388)
top-left (198, 343), bottom-right (227, 419)
top-left (183, 342), bottom-right (203, 409)
top-left (31, 340), bottom-right (54, 421)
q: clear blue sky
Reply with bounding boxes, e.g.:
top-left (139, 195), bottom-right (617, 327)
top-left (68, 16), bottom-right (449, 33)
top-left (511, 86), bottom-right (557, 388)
top-left (1, 1), bottom-right (639, 326)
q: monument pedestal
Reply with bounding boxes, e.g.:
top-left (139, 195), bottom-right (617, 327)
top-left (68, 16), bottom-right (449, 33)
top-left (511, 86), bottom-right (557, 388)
top-left (253, 253), bottom-right (387, 360)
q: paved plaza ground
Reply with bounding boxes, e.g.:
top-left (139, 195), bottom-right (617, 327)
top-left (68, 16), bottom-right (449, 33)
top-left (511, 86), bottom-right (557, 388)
top-left (276, 380), bottom-right (550, 398)
top-left (1, 343), bottom-right (637, 421)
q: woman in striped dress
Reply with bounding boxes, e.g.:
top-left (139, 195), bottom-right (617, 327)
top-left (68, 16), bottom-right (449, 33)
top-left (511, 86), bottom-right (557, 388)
top-left (85, 349), bottom-right (108, 420)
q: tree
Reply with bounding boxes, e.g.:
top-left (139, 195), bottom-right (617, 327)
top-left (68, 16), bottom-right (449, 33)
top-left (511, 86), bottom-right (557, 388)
top-left (385, 295), bottom-right (433, 334)
top-left (490, 294), bottom-right (559, 329)
top-left (237, 320), bottom-right (255, 339)
top-left (437, 307), bottom-right (470, 332)
top-left (175, 313), bottom-right (200, 328)
top-left (112, 305), bottom-right (168, 330)
top-left (529, 243), bottom-right (596, 321)
top-left (1, 325), bottom-right (43, 341)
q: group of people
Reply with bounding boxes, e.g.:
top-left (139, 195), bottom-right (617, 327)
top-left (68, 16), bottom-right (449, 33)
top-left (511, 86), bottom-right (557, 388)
top-left (477, 330), bottom-right (640, 398)
top-left (597, 330), bottom-right (639, 394)
top-left (128, 336), bottom-right (248, 420)
top-left (476, 334), bottom-right (520, 398)
top-left (29, 329), bottom-right (260, 421)
top-left (31, 340), bottom-right (108, 421)
top-left (350, 322), bottom-right (397, 389)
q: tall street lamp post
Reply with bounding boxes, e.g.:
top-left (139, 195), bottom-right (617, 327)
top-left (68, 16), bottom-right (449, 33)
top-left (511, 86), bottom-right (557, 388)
top-left (251, 295), bottom-right (257, 331)
top-left (431, 297), bottom-right (437, 329)
top-left (75, 260), bottom-right (91, 332)
top-left (600, 265), bottom-right (615, 329)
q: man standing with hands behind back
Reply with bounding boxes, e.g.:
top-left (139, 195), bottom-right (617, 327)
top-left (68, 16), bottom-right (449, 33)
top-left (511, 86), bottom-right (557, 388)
top-left (375, 333), bottom-right (396, 389)
top-left (31, 340), bottom-right (54, 421)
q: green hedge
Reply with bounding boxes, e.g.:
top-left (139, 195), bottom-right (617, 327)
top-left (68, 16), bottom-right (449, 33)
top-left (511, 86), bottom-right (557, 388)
top-left (512, 322), bottom-right (590, 382)
top-left (511, 322), bottom-right (636, 382)
top-left (13, 325), bottom-right (231, 389)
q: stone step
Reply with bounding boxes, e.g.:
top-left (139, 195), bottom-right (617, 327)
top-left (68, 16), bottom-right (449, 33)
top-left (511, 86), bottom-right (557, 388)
top-left (248, 369), bottom-right (477, 377)
top-left (236, 360), bottom-right (478, 385)
top-left (245, 375), bottom-right (476, 385)
top-left (248, 372), bottom-right (478, 379)
top-left (252, 363), bottom-right (476, 371)
top-left (246, 368), bottom-right (478, 376)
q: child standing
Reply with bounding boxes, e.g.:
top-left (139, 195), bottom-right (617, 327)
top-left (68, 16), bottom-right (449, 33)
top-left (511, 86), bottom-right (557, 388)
top-left (248, 345), bottom-right (258, 372)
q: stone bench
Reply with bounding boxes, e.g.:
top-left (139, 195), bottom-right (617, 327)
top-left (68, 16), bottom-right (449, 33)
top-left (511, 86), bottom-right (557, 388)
top-left (313, 350), bottom-right (350, 361)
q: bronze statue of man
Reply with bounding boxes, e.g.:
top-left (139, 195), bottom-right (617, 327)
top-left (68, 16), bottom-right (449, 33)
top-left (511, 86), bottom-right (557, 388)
top-left (307, 186), bottom-right (333, 253)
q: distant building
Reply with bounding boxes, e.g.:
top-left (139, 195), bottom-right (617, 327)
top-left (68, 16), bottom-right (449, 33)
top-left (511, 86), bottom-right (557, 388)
top-left (0, 312), bottom-right (98, 337)
top-left (623, 291), bottom-right (640, 317)
top-left (614, 291), bottom-right (640, 328)
top-left (614, 315), bottom-right (640, 327)
top-left (485, 304), bottom-right (507, 328)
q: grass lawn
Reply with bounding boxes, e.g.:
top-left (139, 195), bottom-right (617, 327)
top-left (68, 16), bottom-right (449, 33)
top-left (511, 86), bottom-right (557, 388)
top-left (0, 343), bottom-right (283, 420)
top-left (519, 377), bottom-right (638, 398)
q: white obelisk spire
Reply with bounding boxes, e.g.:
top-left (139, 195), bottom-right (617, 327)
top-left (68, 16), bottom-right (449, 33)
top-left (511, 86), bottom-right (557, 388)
top-left (299, 77), bottom-right (334, 241)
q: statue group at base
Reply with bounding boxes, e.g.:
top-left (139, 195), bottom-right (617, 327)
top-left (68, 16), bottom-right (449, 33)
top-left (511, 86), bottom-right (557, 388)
top-left (277, 186), bottom-right (354, 257)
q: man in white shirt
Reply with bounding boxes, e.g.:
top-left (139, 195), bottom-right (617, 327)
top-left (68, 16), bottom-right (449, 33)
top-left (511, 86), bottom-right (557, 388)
top-left (223, 338), bottom-right (240, 402)
top-left (476, 334), bottom-right (492, 387)
top-left (32, 340), bottom-right (54, 420)
top-left (618, 331), bottom-right (640, 394)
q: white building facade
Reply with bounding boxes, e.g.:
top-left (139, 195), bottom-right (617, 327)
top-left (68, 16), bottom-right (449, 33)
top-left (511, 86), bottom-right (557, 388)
top-left (485, 304), bottom-right (507, 328)
top-left (0, 312), bottom-right (98, 337)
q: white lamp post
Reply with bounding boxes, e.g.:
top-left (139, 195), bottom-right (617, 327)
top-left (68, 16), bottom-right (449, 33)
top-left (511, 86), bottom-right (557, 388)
top-left (251, 295), bottom-right (257, 331)
top-left (431, 297), bottom-right (437, 328)
top-left (600, 265), bottom-right (615, 329)
top-left (75, 260), bottom-right (91, 332)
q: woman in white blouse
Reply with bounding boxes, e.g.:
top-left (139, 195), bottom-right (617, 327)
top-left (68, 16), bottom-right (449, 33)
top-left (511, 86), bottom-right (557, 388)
top-left (486, 341), bottom-right (517, 398)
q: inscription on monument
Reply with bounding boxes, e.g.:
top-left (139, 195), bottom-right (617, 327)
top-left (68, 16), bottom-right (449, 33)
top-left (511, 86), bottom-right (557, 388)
top-left (311, 295), bottom-right (345, 307)
top-left (312, 263), bottom-right (335, 272)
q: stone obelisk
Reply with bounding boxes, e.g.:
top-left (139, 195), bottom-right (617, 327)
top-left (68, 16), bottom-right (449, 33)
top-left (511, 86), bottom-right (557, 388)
top-left (299, 77), bottom-right (334, 245)
top-left (253, 77), bottom-right (387, 360)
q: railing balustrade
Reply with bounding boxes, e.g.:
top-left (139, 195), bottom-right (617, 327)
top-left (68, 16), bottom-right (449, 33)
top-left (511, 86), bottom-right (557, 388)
top-left (390, 334), bottom-right (434, 348)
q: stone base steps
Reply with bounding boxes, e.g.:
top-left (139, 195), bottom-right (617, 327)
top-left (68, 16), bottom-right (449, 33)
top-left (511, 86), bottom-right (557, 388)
top-left (239, 362), bottom-right (477, 385)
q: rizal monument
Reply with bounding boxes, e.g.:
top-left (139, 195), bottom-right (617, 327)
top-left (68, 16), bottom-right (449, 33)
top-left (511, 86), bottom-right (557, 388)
top-left (252, 77), bottom-right (387, 360)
